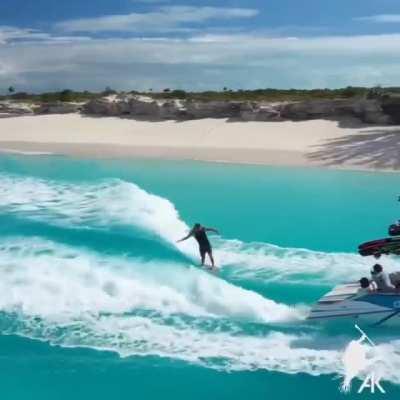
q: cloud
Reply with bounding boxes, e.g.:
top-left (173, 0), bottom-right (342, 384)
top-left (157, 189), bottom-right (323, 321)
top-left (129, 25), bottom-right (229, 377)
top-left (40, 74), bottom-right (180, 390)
top-left (55, 6), bottom-right (259, 33)
top-left (0, 26), bottom-right (91, 45)
top-left (1, 32), bottom-right (400, 92)
top-left (355, 14), bottom-right (400, 23)
top-left (0, 26), bottom-right (52, 44)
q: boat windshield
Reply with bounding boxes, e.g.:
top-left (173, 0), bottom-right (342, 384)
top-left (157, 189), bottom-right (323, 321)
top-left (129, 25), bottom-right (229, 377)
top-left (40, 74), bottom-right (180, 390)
top-left (317, 283), bottom-right (360, 304)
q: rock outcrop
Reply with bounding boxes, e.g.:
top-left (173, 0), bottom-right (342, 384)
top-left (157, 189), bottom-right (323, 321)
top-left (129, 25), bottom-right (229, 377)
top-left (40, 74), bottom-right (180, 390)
top-left (279, 99), bottom-right (392, 124)
top-left (381, 95), bottom-right (400, 124)
top-left (352, 99), bottom-right (392, 125)
top-left (83, 95), bottom-right (181, 119)
top-left (185, 100), bottom-right (242, 119)
top-left (240, 102), bottom-right (282, 121)
top-left (82, 97), bottom-right (126, 116)
top-left (280, 100), bottom-right (340, 120)
top-left (2, 94), bottom-right (399, 125)
top-left (35, 101), bottom-right (82, 114)
top-left (127, 97), bottom-right (161, 118)
top-left (0, 101), bottom-right (34, 117)
top-left (81, 95), bottom-right (393, 124)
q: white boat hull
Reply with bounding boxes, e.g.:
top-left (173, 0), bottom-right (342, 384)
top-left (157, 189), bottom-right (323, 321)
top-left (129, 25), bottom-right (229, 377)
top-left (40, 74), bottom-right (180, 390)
top-left (308, 283), bottom-right (400, 326)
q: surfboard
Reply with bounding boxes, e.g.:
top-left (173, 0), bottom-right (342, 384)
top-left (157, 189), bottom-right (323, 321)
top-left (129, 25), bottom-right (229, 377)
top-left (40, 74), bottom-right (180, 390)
top-left (189, 264), bottom-right (218, 274)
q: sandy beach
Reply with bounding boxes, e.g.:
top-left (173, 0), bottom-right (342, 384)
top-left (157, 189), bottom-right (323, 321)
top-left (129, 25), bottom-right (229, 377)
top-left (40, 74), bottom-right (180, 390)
top-left (0, 114), bottom-right (398, 170)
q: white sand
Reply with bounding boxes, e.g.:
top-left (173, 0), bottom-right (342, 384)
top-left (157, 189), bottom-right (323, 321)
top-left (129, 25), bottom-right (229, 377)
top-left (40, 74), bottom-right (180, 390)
top-left (0, 114), bottom-right (398, 170)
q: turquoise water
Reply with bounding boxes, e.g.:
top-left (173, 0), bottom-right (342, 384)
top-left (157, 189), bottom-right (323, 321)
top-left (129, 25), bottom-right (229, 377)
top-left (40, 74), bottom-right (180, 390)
top-left (0, 154), bottom-right (399, 399)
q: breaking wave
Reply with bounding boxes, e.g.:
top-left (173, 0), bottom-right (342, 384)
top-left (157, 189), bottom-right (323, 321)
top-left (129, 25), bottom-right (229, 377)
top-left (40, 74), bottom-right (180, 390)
top-left (0, 172), bottom-right (398, 284)
top-left (0, 172), bottom-right (399, 384)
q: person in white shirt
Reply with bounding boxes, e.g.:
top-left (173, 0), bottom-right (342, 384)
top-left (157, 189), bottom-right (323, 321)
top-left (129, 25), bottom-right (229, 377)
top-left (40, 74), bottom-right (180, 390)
top-left (370, 264), bottom-right (395, 291)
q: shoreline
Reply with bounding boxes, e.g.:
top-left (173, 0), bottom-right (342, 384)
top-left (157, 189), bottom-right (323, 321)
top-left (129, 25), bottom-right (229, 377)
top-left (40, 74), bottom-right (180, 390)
top-left (0, 141), bottom-right (307, 166)
top-left (0, 114), bottom-right (398, 172)
top-left (0, 141), bottom-right (396, 174)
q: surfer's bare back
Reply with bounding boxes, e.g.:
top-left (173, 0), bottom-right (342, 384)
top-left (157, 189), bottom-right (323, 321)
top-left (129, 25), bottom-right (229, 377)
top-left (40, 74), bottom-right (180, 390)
top-left (177, 223), bottom-right (219, 268)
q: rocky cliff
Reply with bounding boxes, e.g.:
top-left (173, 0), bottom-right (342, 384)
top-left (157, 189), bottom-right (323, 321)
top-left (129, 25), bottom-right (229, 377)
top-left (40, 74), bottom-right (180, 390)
top-left (81, 95), bottom-right (394, 124)
top-left (0, 101), bottom-right (34, 117)
top-left (1, 94), bottom-right (398, 125)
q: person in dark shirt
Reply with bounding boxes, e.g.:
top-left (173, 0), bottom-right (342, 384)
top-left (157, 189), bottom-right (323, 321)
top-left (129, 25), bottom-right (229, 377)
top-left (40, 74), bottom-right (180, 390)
top-left (177, 223), bottom-right (219, 268)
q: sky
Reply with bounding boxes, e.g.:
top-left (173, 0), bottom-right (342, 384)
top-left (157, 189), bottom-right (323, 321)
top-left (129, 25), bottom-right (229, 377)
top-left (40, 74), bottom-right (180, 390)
top-left (1, 0), bottom-right (400, 92)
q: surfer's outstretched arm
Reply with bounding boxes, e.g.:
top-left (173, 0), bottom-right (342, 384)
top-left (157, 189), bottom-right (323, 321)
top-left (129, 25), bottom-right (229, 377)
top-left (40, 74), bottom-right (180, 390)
top-left (177, 230), bottom-right (193, 242)
top-left (205, 227), bottom-right (219, 234)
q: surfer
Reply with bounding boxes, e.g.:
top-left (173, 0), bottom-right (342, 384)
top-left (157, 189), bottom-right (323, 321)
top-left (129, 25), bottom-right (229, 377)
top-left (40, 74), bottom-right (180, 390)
top-left (177, 223), bottom-right (219, 268)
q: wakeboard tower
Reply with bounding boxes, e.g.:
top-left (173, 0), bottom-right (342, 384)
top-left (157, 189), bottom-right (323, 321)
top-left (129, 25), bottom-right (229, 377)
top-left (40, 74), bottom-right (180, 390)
top-left (358, 237), bottom-right (400, 256)
top-left (389, 223), bottom-right (400, 236)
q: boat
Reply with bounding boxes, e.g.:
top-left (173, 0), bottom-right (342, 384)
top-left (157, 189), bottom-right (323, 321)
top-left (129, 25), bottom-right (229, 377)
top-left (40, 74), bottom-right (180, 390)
top-left (310, 213), bottom-right (400, 325)
top-left (358, 236), bottom-right (400, 256)
top-left (389, 223), bottom-right (400, 236)
top-left (308, 283), bottom-right (400, 325)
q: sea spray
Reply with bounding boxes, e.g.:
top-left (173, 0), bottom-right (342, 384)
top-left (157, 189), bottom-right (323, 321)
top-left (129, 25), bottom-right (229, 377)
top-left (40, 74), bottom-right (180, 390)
top-left (0, 163), bottom-right (399, 389)
top-left (0, 237), bottom-right (302, 322)
top-left (1, 173), bottom-right (399, 283)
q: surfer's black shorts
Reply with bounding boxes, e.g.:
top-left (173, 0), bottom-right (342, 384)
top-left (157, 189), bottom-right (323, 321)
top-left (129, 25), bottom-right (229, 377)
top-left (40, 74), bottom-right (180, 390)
top-left (199, 244), bottom-right (212, 255)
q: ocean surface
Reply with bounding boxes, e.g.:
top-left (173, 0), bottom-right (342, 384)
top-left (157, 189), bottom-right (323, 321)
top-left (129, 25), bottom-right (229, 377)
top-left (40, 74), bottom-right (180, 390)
top-left (0, 154), bottom-right (399, 399)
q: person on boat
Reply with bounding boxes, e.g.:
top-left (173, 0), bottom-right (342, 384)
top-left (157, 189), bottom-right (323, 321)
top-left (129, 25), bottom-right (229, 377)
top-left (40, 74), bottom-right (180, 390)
top-left (358, 277), bottom-right (377, 295)
top-left (373, 252), bottom-right (381, 260)
top-left (177, 223), bottom-right (219, 268)
top-left (389, 271), bottom-right (400, 288)
top-left (370, 264), bottom-right (395, 291)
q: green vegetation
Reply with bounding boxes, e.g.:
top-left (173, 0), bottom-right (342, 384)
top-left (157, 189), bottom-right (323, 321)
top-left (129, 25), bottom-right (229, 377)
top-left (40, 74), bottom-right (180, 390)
top-left (0, 89), bottom-right (100, 103)
top-left (151, 87), bottom-right (371, 101)
top-left (1, 86), bottom-right (400, 103)
top-left (143, 86), bottom-right (400, 102)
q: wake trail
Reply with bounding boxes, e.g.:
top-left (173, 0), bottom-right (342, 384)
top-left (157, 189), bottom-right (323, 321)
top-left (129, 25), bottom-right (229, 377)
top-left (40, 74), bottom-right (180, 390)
top-left (2, 311), bottom-right (400, 385)
top-left (1, 174), bottom-right (400, 384)
top-left (0, 172), bottom-right (398, 284)
top-left (0, 237), bottom-right (302, 323)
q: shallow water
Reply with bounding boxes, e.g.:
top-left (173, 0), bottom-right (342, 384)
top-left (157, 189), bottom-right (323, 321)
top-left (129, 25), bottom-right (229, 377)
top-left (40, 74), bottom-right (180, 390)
top-left (0, 155), bottom-right (399, 399)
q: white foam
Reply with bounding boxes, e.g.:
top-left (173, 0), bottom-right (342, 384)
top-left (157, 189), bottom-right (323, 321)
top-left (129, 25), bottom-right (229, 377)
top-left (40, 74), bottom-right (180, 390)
top-left (0, 173), bottom-right (399, 383)
top-left (10, 314), bottom-right (340, 372)
top-left (0, 237), bottom-right (301, 323)
top-left (6, 313), bottom-right (400, 386)
top-left (0, 173), bottom-right (200, 258)
top-left (0, 172), bottom-right (398, 283)
top-left (0, 174), bottom-right (187, 236)
top-left (213, 238), bottom-right (400, 283)
top-left (0, 148), bottom-right (55, 156)
top-left (0, 238), bottom-right (396, 383)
